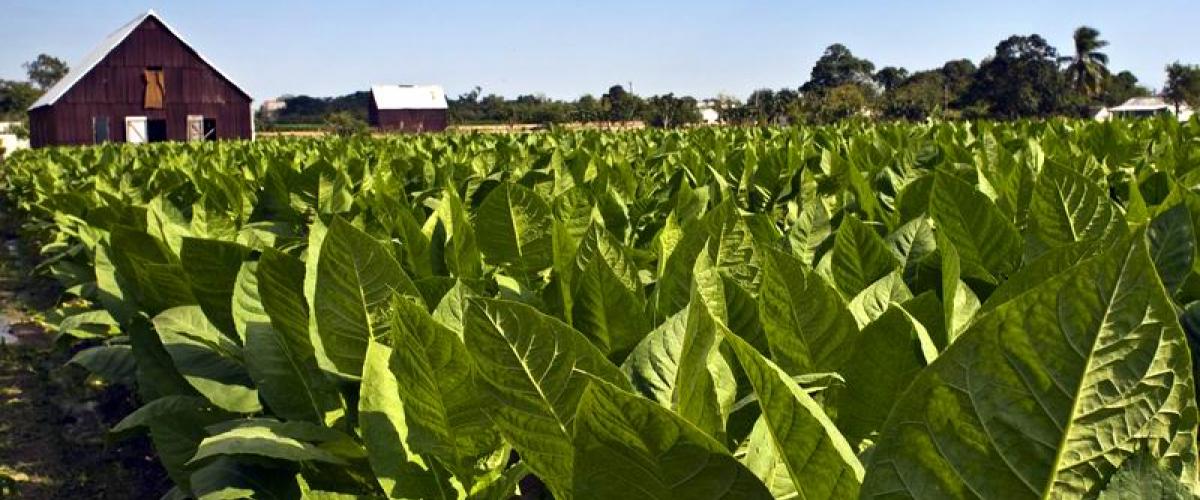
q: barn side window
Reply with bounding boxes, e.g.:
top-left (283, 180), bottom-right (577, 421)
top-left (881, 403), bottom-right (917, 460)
top-left (144, 67), bottom-right (165, 109)
top-left (92, 116), bottom-right (110, 143)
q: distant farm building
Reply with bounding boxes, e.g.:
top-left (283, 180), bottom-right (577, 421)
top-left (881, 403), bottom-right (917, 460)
top-left (258, 98), bottom-right (288, 120)
top-left (697, 103), bottom-right (720, 125)
top-left (27, 10), bottom-right (253, 148)
top-left (369, 85), bottom-right (448, 133)
top-left (1096, 97), bottom-right (1194, 122)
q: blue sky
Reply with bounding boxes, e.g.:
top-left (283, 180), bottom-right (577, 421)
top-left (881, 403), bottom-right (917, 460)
top-left (3, 0), bottom-right (1198, 101)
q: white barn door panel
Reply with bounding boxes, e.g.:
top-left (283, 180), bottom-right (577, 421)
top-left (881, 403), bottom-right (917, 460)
top-left (125, 116), bottom-right (147, 144)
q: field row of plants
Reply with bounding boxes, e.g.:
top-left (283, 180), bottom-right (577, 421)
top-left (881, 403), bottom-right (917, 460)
top-left (4, 119), bottom-right (1200, 499)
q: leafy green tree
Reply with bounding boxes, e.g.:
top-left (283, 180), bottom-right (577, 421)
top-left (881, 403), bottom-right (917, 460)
top-left (802, 44), bottom-right (876, 93)
top-left (575, 94), bottom-right (603, 122)
top-left (1059, 26), bottom-right (1109, 100)
top-left (745, 89), bottom-right (778, 125)
top-left (1100, 71), bottom-right (1150, 107)
top-left (874, 66), bottom-right (910, 92)
top-left (0, 80), bottom-right (41, 119)
top-left (882, 71), bottom-right (947, 120)
top-left (477, 94), bottom-right (509, 123)
top-left (940, 59), bottom-right (977, 101)
top-left (323, 111), bottom-right (369, 137)
top-left (801, 83), bottom-right (873, 123)
top-left (965, 34), bottom-right (1074, 119)
top-left (1164, 62), bottom-right (1200, 112)
top-left (23, 54), bottom-right (69, 90)
top-left (641, 94), bottom-right (701, 128)
top-left (601, 85), bottom-right (642, 122)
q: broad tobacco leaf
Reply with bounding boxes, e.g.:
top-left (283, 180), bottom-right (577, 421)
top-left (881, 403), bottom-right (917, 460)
top-left (862, 232), bottom-right (1200, 498)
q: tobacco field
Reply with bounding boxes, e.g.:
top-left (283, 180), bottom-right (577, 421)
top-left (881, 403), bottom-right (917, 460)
top-left (3, 119), bottom-right (1200, 499)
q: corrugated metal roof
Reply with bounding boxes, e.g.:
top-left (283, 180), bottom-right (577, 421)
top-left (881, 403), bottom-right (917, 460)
top-left (29, 10), bottom-right (251, 110)
top-left (371, 85), bottom-right (448, 110)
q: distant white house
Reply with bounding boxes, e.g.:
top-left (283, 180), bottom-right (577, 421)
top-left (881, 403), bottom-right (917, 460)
top-left (259, 99), bottom-right (287, 119)
top-left (1096, 97), bottom-right (1194, 121)
top-left (698, 104), bottom-right (720, 125)
top-left (0, 122), bottom-right (30, 158)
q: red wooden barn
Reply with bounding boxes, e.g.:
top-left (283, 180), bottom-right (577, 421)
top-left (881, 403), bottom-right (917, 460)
top-left (27, 10), bottom-right (253, 148)
top-left (368, 85), bottom-right (448, 133)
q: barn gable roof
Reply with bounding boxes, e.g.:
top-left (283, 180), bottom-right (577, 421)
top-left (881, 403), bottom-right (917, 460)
top-left (29, 10), bottom-right (251, 110)
top-left (371, 85), bottom-right (448, 110)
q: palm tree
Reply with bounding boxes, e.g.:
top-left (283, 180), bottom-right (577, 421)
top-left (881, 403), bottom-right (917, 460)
top-left (1060, 26), bottom-right (1110, 100)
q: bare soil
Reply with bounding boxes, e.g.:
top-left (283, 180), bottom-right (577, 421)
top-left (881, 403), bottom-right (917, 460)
top-left (0, 205), bottom-right (170, 499)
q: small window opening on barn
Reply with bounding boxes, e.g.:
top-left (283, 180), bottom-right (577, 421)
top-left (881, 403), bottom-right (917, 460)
top-left (147, 119), bottom-right (167, 142)
top-left (144, 67), bottom-right (165, 109)
top-left (92, 116), bottom-right (110, 144)
top-left (203, 119), bottom-right (217, 141)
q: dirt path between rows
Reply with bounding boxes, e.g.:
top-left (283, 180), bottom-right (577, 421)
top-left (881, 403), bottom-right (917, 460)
top-left (0, 204), bottom-right (169, 499)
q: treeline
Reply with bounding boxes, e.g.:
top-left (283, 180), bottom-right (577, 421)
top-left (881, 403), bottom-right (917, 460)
top-left (270, 92), bottom-right (371, 124)
top-left (264, 26), bottom-right (1200, 129)
top-left (445, 27), bottom-right (1192, 126)
top-left (446, 86), bottom-right (701, 127)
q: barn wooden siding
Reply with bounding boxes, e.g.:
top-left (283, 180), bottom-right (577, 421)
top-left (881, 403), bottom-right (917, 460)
top-left (29, 16), bottom-right (251, 147)
top-left (368, 100), bottom-right (448, 133)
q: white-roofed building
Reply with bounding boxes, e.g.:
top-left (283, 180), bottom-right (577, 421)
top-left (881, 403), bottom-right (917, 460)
top-left (1097, 97), bottom-right (1194, 122)
top-left (368, 84), bottom-right (448, 133)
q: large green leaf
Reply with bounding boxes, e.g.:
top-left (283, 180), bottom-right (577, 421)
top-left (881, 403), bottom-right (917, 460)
top-left (572, 379), bottom-right (773, 499)
top-left (110, 226), bottom-right (197, 315)
top-left (1149, 203), bottom-right (1195, 295)
top-left (152, 306), bottom-right (260, 413)
top-left (847, 270), bottom-right (913, 329)
top-left (314, 217), bottom-right (419, 376)
top-left (431, 279), bottom-right (476, 337)
top-left (189, 425), bottom-right (346, 466)
top-left (360, 340), bottom-right (463, 499)
top-left (94, 241), bottom-right (138, 324)
top-left (571, 255), bottom-right (650, 360)
top-left (929, 171), bottom-right (1021, 282)
top-left (1026, 163), bottom-right (1125, 259)
top-left (463, 298), bottom-right (629, 498)
top-left (474, 182), bottom-right (554, 273)
top-left (386, 297), bottom-right (497, 478)
top-left (722, 330), bottom-right (864, 499)
top-left (861, 233), bottom-right (1200, 498)
top-left (109, 395), bottom-right (223, 442)
top-left (937, 231), bottom-right (980, 342)
top-left (570, 225), bottom-right (648, 359)
top-left (1096, 452), bottom-right (1194, 500)
top-left (832, 214), bottom-right (899, 296)
top-left (239, 256), bottom-right (342, 423)
top-left (181, 237), bottom-right (251, 342)
top-left (740, 416), bottom-right (797, 499)
top-left (129, 316), bottom-right (198, 402)
top-left (675, 253), bottom-right (736, 442)
top-left (758, 247), bottom-right (858, 374)
top-left (69, 344), bottom-right (136, 385)
top-left (426, 188), bottom-right (483, 279)
top-left (619, 309), bottom-right (737, 419)
top-left (836, 306), bottom-right (937, 447)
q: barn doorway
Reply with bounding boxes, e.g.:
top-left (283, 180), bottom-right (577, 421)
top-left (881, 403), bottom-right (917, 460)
top-left (203, 118), bottom-right (216, 141)
top-left (147, 119), bottom-right (167, 142)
